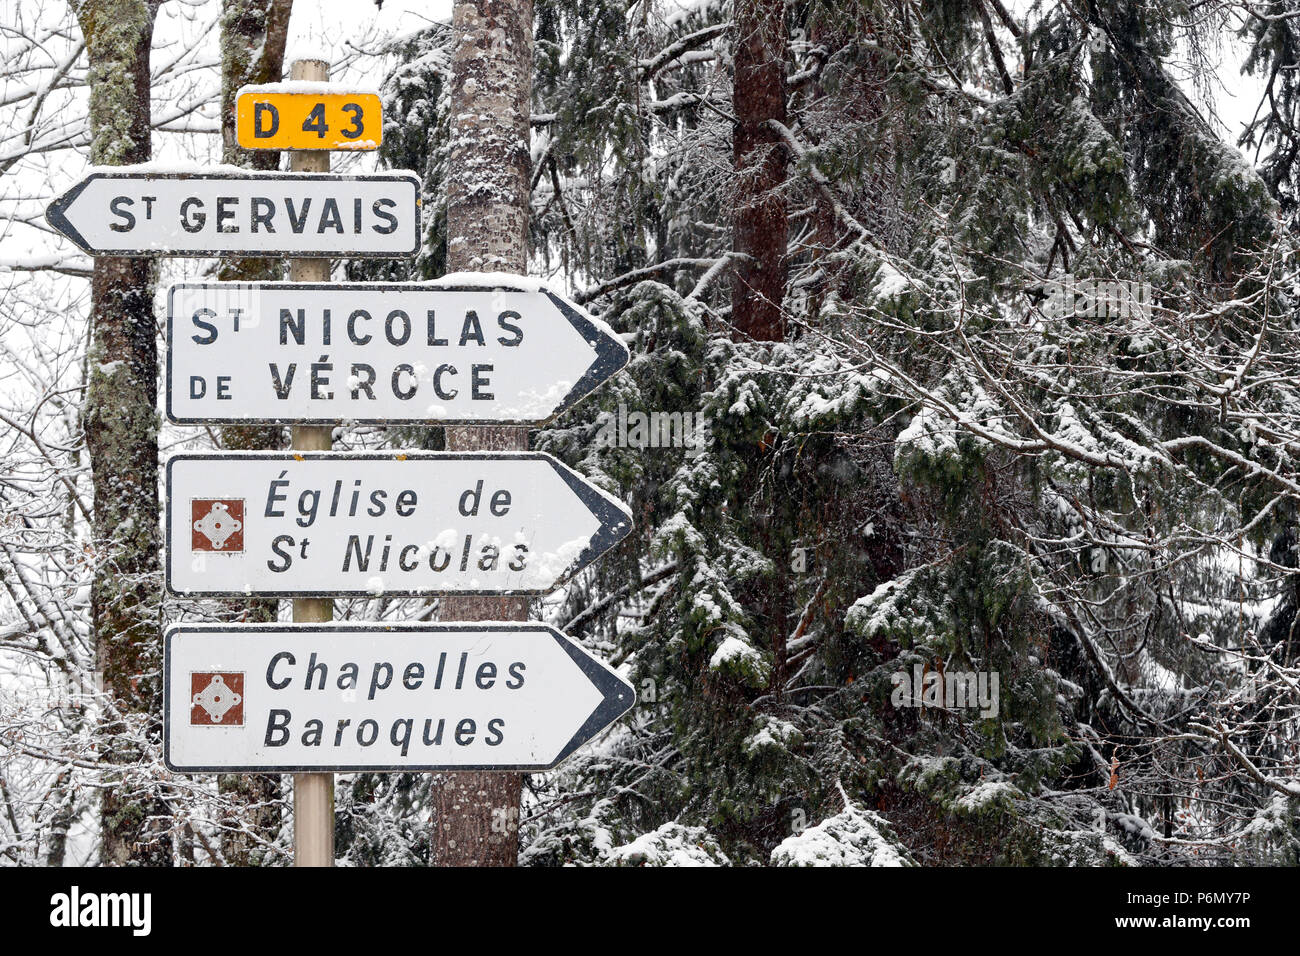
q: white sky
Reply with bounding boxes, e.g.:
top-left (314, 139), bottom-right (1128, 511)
top-left (284, 0), bottom-right (454, 60)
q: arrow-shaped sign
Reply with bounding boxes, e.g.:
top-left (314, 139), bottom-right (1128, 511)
top-left (166, 279), bottom-right (628, 424)
top-left (45, 170), bottom-right (420, 257)
top-left (164, 622), bottom-right (636, 772)
top-left (166, 451), bottom-right (631, 596)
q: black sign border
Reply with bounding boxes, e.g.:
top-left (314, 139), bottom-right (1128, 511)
top-left (162, 621), bottom-right (636, 773)
top-left (45, 170), bottom-right (421, 258)
top-left (163, 282), bottom-right (629, 426)
top-left (163, 451), bottom-right (633, 598)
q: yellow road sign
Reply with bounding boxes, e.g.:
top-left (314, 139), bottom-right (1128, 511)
top-left (236, 89), bottom-right (383, 150)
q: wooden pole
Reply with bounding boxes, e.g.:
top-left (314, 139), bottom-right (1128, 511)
top-left (287, 56), bottom-right (335, 869)
top-left (430, 0), bottom-right (534, 866)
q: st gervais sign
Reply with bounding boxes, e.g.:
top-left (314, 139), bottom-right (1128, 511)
top-left (45, 170), bottom-right (420, 257)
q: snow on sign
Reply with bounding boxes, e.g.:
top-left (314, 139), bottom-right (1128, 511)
top-left (44, 169), bottom-right (420, 257)
top-left (164, 623), bottom-right (636, 772)
top-left (166, 278), bottom-right (629, 425)
top-left (165, 452), bottom-right (632, 597)
top-left (236, 84), bottom-right (384, 150)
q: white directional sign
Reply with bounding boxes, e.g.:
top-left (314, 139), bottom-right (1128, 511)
top-left (166, 452), bottom-right (632, 596)
top-left (45, 170), bottom-right (420, 257)
top-left (166, 279), bottom-right (629, 424)
top-left (164, 622), bottom-right (636, 772)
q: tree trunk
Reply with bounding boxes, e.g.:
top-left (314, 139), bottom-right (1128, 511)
top-left (217, 0), bottom-right (292, 285)
top-left (44, 772), bottom-right (76, 867)
top-left (430, 0), bottom-right (533, 867)
top-left (75, 0), bottom-right (168, 867)
top-left (731, 0), bottom-right (788, 342)
top-left (214, 0), bottom-right (293, 866)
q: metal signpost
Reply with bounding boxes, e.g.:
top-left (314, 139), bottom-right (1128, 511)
top-left (47, 58), bottom-right (632, 868)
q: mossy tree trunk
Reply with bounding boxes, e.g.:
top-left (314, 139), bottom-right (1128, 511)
top-left (75, 0), bottom-right (168, 867)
